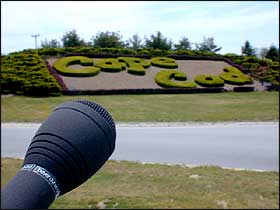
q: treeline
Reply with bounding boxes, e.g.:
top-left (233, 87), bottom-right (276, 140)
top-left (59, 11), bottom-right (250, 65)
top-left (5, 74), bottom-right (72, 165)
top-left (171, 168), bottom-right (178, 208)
top-left (40, 30), bottom-right (279, 61)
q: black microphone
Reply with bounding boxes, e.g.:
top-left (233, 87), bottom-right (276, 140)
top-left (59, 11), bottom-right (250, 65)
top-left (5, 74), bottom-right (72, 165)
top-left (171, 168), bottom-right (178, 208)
top-left (1, 100), bottom-right (116, 209)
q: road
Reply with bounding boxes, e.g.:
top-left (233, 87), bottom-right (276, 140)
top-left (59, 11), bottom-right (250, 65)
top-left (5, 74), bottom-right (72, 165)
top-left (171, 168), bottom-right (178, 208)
top-left (1, 122), bottom-right (279, 171)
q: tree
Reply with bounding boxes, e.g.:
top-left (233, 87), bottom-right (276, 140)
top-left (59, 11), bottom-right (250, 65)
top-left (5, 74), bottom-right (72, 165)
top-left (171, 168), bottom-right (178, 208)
top-left (258, 47), bottom-right (269, 59)
top-left (127, 34), bottom-right (143, 50)
top-left (144, 31), bottom-right (172, 50)
top-left (174, 36), bottom-right (192, 50)
top-left (195, 37), bottom-right (221, 52)
top-left (241, 41), bottom-right (256, 56)
top-left (91, 31), bottom-right (125, 48)
top-left (61, 29), bottom-right (86, 47)
top-left (265, 45), bottom-right (279, 61)
top-left (41, 39), bottom-right (61, 48)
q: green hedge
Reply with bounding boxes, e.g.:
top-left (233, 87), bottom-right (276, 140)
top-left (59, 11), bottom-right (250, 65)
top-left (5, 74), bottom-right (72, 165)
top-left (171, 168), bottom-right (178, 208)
top-left (118, 57), bottom-right (151, 75)
top-left (151, 57), bottom-right (178, 69)
top-left (223, 66), bottom-right (245, 74)
top-left (36, 47), bottom-right (222, 58)
top-left (53, 56), bottom-right (101, 77)
top-left (194, 74), bottom-right (224, 87)
top-left (95, 58), bottom-right (126, 72)
top-left (118, 57), bottom-right (151, 68)
top-left (224, 54), bottom-right (279, 89)
top-left (127, 66), bottom-right (146, 75)
top-left (219, 66), bottom-right (253, 85)
top-left (1, 51), bottom-right (61, 96)
top-left (154, 70), bottom-right (197, 88)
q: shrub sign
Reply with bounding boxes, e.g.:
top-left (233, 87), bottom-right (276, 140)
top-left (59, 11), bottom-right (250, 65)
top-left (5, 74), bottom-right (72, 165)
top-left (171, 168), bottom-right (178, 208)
top-left (51, 56), bottom-right (255, 89)
top-left (154, 70), bottom-right (197, 88)
top-left (219, 66), bottom-right (253, 85)
top-left (151, 57), bottom-right (178, 69)
top-left (95, 58), bottom-right (126, 72)
top-left (194, 74), bottom-right (225, 87)
top-left (53, 56), bottom-right (100, 77)
top-left (118, 57), bottom-right (151, 75)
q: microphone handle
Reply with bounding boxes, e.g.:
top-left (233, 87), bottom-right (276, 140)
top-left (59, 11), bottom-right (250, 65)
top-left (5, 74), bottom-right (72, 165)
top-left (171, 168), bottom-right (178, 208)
top-left (1, 169), bottom-right (56, 209)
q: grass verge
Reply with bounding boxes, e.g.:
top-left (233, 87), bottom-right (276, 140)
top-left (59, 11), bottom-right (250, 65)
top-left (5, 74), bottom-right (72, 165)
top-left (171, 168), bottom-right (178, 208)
top-left (1, 158), bottom-right (279, 209)
top-left (1, 92), bottom-right (279, 122)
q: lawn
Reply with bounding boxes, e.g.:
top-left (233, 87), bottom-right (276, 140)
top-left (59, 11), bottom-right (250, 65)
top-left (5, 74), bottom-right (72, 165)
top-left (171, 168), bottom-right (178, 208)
top-left (1, 158), bottom-right (279, 209)
top-left (1, 92), bottom-right (279, 122)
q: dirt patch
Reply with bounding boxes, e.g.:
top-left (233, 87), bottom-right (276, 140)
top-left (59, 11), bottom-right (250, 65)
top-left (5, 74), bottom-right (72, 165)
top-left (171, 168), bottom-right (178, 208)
top-left (47, 58), bottom-right (265, 91)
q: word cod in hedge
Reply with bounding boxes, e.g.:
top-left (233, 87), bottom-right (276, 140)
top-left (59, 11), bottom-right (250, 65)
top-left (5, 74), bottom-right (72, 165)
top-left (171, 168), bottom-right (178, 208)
top-left (52, 56), bottom-right (254, 88)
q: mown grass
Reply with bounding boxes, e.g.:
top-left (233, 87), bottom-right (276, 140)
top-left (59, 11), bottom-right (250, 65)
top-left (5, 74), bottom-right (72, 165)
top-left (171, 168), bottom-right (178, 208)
top-left (1, 92), bottom-right (279, 122)
top-left (1, 158), bottom-right (279, 209)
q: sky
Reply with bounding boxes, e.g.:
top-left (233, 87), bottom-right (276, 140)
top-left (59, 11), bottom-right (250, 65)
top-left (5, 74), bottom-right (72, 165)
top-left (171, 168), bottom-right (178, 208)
top-left (1, 1), bottom-right (279, 55)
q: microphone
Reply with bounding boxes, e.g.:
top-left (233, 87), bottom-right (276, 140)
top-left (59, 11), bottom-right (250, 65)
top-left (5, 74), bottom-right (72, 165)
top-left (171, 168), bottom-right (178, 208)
top-left (1, 100), bottom-right (116, 209)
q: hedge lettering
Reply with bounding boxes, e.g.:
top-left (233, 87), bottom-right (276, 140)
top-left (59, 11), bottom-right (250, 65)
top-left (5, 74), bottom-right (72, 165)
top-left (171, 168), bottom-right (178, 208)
top-left (154, 70), bottom-right (197, 88)
top-left (53, 56), bottom-right (100, 77)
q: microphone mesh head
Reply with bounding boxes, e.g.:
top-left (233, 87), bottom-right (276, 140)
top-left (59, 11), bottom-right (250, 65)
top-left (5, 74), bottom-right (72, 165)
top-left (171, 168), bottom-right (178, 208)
top-left (73, 100), bottom-right (116, 131)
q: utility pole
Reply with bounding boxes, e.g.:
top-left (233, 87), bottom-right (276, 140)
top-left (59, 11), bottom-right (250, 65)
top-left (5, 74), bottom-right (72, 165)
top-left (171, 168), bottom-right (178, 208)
top-left (31, 34), bottom-right (40, 49)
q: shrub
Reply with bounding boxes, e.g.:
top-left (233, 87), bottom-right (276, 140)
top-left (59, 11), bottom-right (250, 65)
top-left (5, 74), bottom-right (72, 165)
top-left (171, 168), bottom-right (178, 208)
top-left (219, 66), bottom-right (253, 85)
top-left (154, 70), bottom-right (197, 88)
top-left (151, 57), bottom-right (178, 69)
top-left (150, 49), bottom-right (167, 56)
top-left (118, 57), bottom-right (151, 75)
top-left (1, 51), bottom-right (61, 96)
top-left (223, 66), bottom-right (245, 74)
top-left (127, 66), bottom-right (146, 75)
top-left (95, 58), bottom-right (126, 72)
top-left (53, 56), bottom-right (101, 76)
top-left (136, 49), bottom-right (152, 56)
top-left (118, 57), bottom-right (151, 68)
top-left (194, 74), bottom-right (224, 87)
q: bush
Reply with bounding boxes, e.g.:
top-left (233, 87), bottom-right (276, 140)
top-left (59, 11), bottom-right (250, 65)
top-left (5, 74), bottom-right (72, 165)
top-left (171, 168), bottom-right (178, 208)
top-left (150, 49), bottom-right (167, 56)
top-left (118, 57), bottom-right (151, 75)
top-left (118, 57), bottom-right (151, 68)
top-left (223, 66), bottom-right (245, 74)
top-left (127, 66), bottom-right (146, 75)
top-left (194, 74), bottom-right (224, 87)
top-left (219, 66), bottom-right (253, 85)
top-left (95, 58), bottom-right (126, 72)
top-left (154, 70), bottom-right (197, 88)
top-left (136, 49), bottom-right (152, 56)
top-left (151, 57), bottom-right (178, 69)
top-left (1, 51), bottom-right (61, 96)
top-left (53, 56), bottom-right (101, 76)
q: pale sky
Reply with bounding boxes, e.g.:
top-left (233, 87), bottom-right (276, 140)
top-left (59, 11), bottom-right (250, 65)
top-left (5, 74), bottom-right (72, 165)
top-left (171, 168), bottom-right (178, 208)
top-left (1, 1), bottom-right (279, 55)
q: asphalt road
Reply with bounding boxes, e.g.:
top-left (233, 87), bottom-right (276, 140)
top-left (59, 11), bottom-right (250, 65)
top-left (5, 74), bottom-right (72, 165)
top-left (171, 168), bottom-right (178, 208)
top-left (1, 122), bottom-right (279, 171)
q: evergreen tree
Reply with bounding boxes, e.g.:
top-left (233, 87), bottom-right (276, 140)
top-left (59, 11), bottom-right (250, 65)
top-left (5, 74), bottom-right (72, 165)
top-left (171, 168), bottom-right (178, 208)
top-left (258, 47), bottom-right (269, 59)
top-left (265, 45), bottom-right (279, 61)
top-left (195, 37), bottom-right (221, 52)
top-left (127, 34), bottom-right (143, 50)
top-left (174, 37), bottom-right (192, 50)
top-left (144, 31), bottom-right (172, 50)
top-left (241, 41), bottom-right (256, 56)
top-left (61, 29), bottom-right (86, 47)
top-left (91, 31), bottom-right (125, 48)
top-left (41, 39), bottom-right (61, 48)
